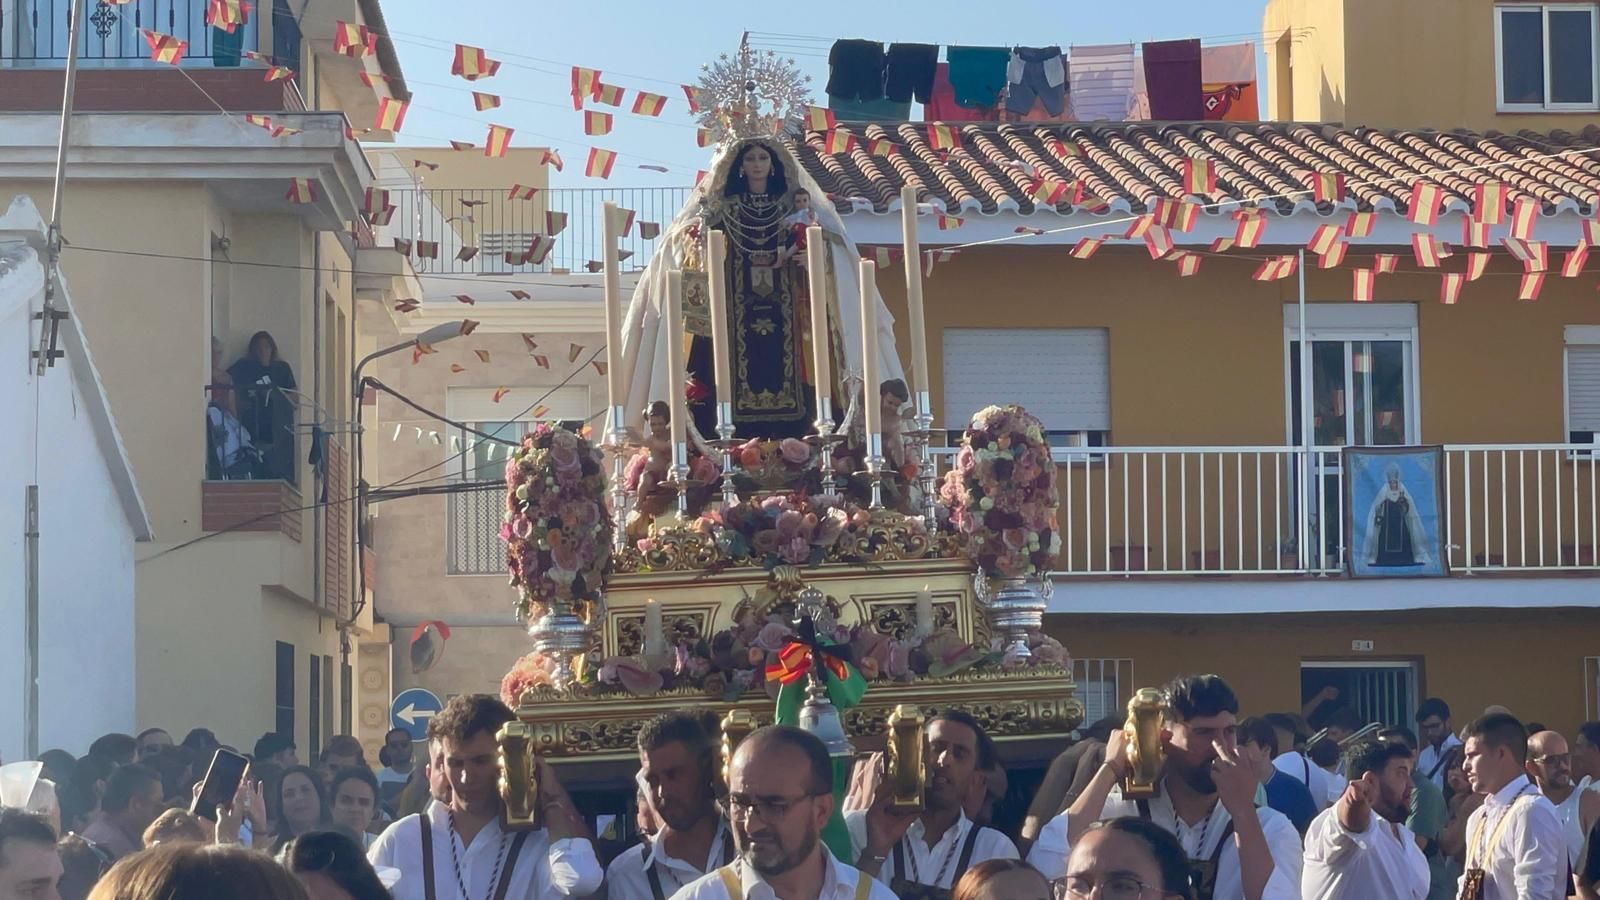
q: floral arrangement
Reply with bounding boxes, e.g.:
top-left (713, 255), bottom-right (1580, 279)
top-left (500, 650), bottom-right (558, 705)
top-left (501, 424), bottom-right (613, 621)
top-left (729, 437), bottom-right (819, 495)
top-left (939, 404), bottom-right (1061, 579)
top-left (635, 490), bottom-right (925, 570)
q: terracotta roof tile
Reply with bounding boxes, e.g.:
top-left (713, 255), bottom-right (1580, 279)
top-left (786, 122), bottom-right (1600, 221)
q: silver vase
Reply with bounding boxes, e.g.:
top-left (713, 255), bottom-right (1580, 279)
top-left (526, 596), bottom-right (594, 691)
top-left (976, 573), bottom-right (1051, 659)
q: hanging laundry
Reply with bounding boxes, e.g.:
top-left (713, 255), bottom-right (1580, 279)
top-left (945, 46), bottom-right (1011, 110)
top-left (828, 95), bottom-right (912, 123)
top-left (924, 63), bottom-right (1000, 122)
top-left (826, 39), bottom-right (886, 102)
top-left (1004, 46), bottom-right (1067, 117)
top-left (1143, 39), bottom-right (1202, 119)
top-left (1200, 41), bottom-right (1258, 121)
top-left (1069, 43), bottom-right (1136, 121)
top-left (884, 43), bottom-right (939, 104)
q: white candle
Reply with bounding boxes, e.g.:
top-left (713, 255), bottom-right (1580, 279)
top-left (806, 226), bottom-right (832, 423)
top-left (666, 270), bottom-right (688, 454)
top-left (644, 598), bottom-right (664, 656)
top-left (601, 202), bottom-right (625, 419)
top-left (707, 230), bottom-right (733, 428)
top-left (859, 259), bottom-right (881, 446)
top-left (900, 186), bottom-right (929, 398)
top-left (914, 586), bottom-right (933, 638)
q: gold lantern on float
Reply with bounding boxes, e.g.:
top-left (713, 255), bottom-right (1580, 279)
top-left (496, 720), bottom-right (541, 831)
top-left (885, 704), bottom-right (925, 813)
top-left (1122, 688), bottom-right (1167, 799)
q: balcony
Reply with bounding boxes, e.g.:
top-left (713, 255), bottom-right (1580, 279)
top-left (385, 186), bottom-right (692, 278)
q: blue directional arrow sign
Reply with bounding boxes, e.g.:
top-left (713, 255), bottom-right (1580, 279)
top-left (390, 687), bottom-right (442, 740)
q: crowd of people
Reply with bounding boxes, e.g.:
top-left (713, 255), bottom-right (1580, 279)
top-left (3, 679), bottom-right (1598, 899)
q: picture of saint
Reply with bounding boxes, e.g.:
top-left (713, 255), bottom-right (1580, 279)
top-left (1344, 447), bottom-right (1447, 578)
top-left (1362, 462), bottom-right (1431, 567)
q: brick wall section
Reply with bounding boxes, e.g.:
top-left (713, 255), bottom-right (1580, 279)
top-left (0, 68), bottom-right (300, 112)
top-left (323, 441), bottom-right (351, 620)
top-left (202, 479), bottom-right (302, 541)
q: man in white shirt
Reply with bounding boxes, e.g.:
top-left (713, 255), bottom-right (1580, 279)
top-left (1456, 712), bottom-right (1565, 900)
top-left (845, 710), bottom-right (1019, 893)
top-left (1415, 698), bottom-right (1462, 791)
top-left (377, 728), bottom-right (416, 809)
top-left (1265, 713), bottom-right (1333, 813)
top-left (1029, 674), bottom-right (1303, 900)
top-left (1302, 739), bottom-right (1428, 899)
top-left (369, 694), bottom-right (602, 900)
top-left (607, 712), bottom-right (734, 899)
top-left (672, 725), bottom-right (896, 900)
top-left (1525, 730), bottom-right (1600, 877)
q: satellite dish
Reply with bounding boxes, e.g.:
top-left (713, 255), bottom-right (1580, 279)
top-left (409, 620), bottom-right (452, 674)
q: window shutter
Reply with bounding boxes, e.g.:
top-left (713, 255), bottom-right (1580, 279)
top-left (941, 329), bottom-right (1110, 432)
top-left (1569, 346), bottom-right (1600, 431)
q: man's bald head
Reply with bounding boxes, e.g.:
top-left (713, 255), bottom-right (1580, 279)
top-left (1527, 730), bottom-right (1574, 792)
top-left (732, 726), bottom-right (833, 796)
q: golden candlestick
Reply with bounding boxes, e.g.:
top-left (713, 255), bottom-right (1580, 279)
top-left (1122, 687), bottom-right (1166, 800)
top-left (496, 720), bottom-right (541, 831)
top-left (886, 704), bottom-right (925, 813)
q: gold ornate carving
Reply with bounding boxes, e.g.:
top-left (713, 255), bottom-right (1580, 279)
top-left (830, 509), bottom-right (932, 563)
top-left (640, 524), bottom-right (721, 571)
top-left (869, 601), bottom-right (959, 641)
top-left (617, 612), bottom-right (708, 657)
top-left (683, 270), bottom-right (711, 336)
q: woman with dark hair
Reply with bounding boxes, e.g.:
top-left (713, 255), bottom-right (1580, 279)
top-left (326, 768), bottom-right (380, 850)
top-left (228, 330), bottom-right (297, 479)
top-left (88, 842), bottom-right (309, 900)
top-left (1059, 817), bottom-right (1195, 899)
top-left (952, 858), bottom-right (1051, 900)
top-left (721, 140), bottom-right (790, 199)
top-left (282, 830), bottom-right (393, 900)
top-left (267, 765), bottom-right (329, 852)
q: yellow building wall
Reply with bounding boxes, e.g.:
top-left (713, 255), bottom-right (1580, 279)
top-left (1263, 0), bottom-right (1348, 122)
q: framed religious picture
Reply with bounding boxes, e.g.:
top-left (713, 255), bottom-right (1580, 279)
top-left (1343, 446), bottom-right (1449, 578)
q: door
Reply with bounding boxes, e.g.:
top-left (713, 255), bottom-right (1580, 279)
top-left (1301, 660), bottom-right (1419, 731)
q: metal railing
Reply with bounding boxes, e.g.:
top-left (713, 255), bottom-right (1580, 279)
top-left (447, 486), bottom-right (506, 575)
top-left (383, 186), bottom-right (691, 276)
top-left (205, 383), bottom-right (297, 486)
top-left (1072, 658), bottom-right (1134, 728)
top-left (4, 0), bottom-right (262, 63)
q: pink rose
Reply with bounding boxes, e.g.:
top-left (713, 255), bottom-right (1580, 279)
top-left (779, 438), bottom-right (810, 465)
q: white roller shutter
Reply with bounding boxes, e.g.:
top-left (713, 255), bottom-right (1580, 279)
top-left (1568, 346), bottom-right (1600, 431)
top-left (941, 328), bottom-right (1110, 433)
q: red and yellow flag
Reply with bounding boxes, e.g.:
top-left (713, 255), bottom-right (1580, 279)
top-left (1411, 234), bottom-right (1445, 267)
top-left (935, 215), bottom-right (964, 230)
top-left (1461, 219), bottom-right (1489, 248)
top-left (245, 114), bottom-right (272, 129)
top-left (1312, 170), bottom-right (1345, 204)
top-left (682, 84), bottom-right (704, 112)
top-left (867, 137), bottom-right (895, 157)
top-left (583, 110), bottom-right (613, 136)
top-left (449, 140), bottom-right (475, 151)
top-left (1473, 182), bottom-right (1508, 224)
top-left (1352, 268), bottom-right (1375, 302)
top-left (546, 211), bottom-right (569, 235)
top-left (1519, 271), bottom-right (1545, 301)
top-left (1233, 210), bottom-right (1266, 249)
top-left (1374, 253), bottom-right (1399, 275)
top-left (333, 21), bottom-right (375, 58)
top-left (594, 83), bottom-right (624, 106)
top-left (823, 130), bottom-right (855, 155)
top-left (142, 30), bottom-right (186, 65)
top-left (1031, 178), bottom-right (1069, 206)
top-left (285, 178), bottom-right (316, 204)
top-left (1306, 224), bottom-right (1342, 255)
top-left (1440, 273), bottom-right (1464, 305)
top-left (584, 147), bottom-right (617, 179)
top-left (205, 0), bottom-right (247, 32)
top-left (607, 206), bottom-right (636, 237)
top-left (1565, 246), bottom-right (1591, 278)
top-left (263, 66), bottom-right (294, 82)
top-left (1150, 198), bottom-right (1179, 228)
top-left (1407, 182), bottom-right (1443, 226)
top-left (507, 184), bottom-right (538, 200)
top-left (452, 44), bottom-right (501, 81)
top-left (363, 188), bottom-right (389, 216)
top-left (806, 106), bottom-right (836, 131)
top-left (1171, 200), bottom-right (1199, 233)
top-left (416, 241), bottom-right (439, 259)
top-left (1464, 252), bottom-right (1490, 281)
top-left (1345, 211), bottom-right (1376, 238)
top-left (1144, 225), bottom-right (1174, 260)
top-left (1069, 238), bottom-right (1103, 259)
top-left (541, 149), bottom-right (564, 172)
top-left (1182, 157), bottom-right (1216, 195)
top-left (483, 124), bottom-right (513, 157)
top-left (472, 92), bottom-right (500, 111)
top-left (1318, 242), bottom-right (1349, 269)
top-left (571, 66), bottom-right (602, 108)
top-left (1123, 214), bottom-right (1154, 240)
top-left (632, 92), bottom-right (667, 116)
top-left (1173, 251), bottom-right (1201, 277)
top-left (926, 123), bottom-right (958, 152)
top-left (373, 97), bottom-right (408, 132)
top-left (1509, 196), bottom-right (1539, 240)
top-left (1251, 256), bottom-right (1298, 281)
top-left (1209, 237), bottom-right (1236, 253)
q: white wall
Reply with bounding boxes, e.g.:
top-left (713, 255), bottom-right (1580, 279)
top-left (0, 245), bottom-right (137, 761)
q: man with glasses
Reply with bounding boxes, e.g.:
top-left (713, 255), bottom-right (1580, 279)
top-left (607, 711), bottom-right (732, 899)
top-left (673, 725), bottom-right (896, 900)
top-left (1525, 730), bottom-right (1600, 882)
top-left (376, 728), bottom-right (414, 810)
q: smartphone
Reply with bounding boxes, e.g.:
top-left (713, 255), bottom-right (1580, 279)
top-left (191, 749), bottom-right (249, 819)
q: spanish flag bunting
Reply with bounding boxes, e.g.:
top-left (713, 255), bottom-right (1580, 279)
top-left (607, 205), bottom-right (636, 236)
top-left (333, 21), bottom-right (375, 58)
top-left (571, 67), bottom-right (602, 108)
top-left (411, 343), bottom-right (434, 364)
top-left (413, 158), bottom-right (439, 171)
top-left (1316, 241), bottom-right (1348, 268)
top-left (639, 222), bottom-right (661, 240)
top-left (472, 92), bottom-right (501, 111)
top-left (1123, 214), bottom-right (1154, 240)
top-left (926, 123), bottom-right (958, 152)
top-left (450, 246), bottom-right (476, 263)
top-left (1509, 196), bottom-right (1539, 240)
top-left (1209, 237), bottom-right (1236, 253)
top-left (1312, 170), bottom-right (1345, 204)
top-left (1031, 178), bottom-right (1069, 205)
top-left (632, 92), bottom-right (667, 116)
top-left (393, 238), bottom-right (412, 256)
top-left (1181, 157), bottom-right (1216, 195)
top-left (806, 106), bottom-right (836, 130)
top-left (491, 387), bottom-right (511, 403)
top-left (415, 241), bottom-right (438, 259)
top-left (459, 319), bottom-right (481, 336)
top-left (823, 130), bottom-right (855, 155)
top-left (1307, 224), bottom-right (1342, 255)
top-left (503, 249), bottom-right (531, 266)
top-left (1252, 256), bottom-right (1298, 281)
top-left (1173, 251), bottom-right (1201, 277)
top-left (263, 66), bottom-right (293, 82)
top-left (449, 140), bottom-right (475, 151)
top-left (451, 44), bottom-right (501, 81)
top-left (507, 184), bottom-right (538, 200)
top-left (1473, 181), bottom-right (1508, 224)
top-left (584, 110), bottom-right (613, 136)
top-left (1563, 246), bottom-right (1589, 278)
top-left (205, 0), bottom-right (246, 33)
top-left (568, 343), bottom-right (586, 363)
top-left (1503, 237), bottom-right (1546, 271)
top-left (1345, 211), bottom-right (1376, 238)
top-left (922, 249), bottom-right (959, 277)
top-left (363, 187), bottom-right (389, 215)
top-left (142, 30), bottom-right (187, 64)
top-left (540, 149), bottom-right (564, 172)
top-left (1464, 251), bottom-right (1489, 281)
top-left (1045, 137), bottom-right (1080, 158)
top-left (449, 363), bottom-right (466, 374)
top-left (1143, 225), bottom-right (1174, 259)
top-left (1374, 253), bottom-right (1399, 274)
top-left (867, 137), bottom-right (895, 157)
top-left (484, 124), bottom-right (513, 157)
top-left (532, 354), bottom-right (550, 369)
top-left (936, 215), bottom-right (964, 230)
top-left (285, 177), bottom-right (315, 204)
top-left (1412, 234), bottom-right (1445, 267)
top-left (455, 295), bottom-right (476, 305)
top-left (1519, 271), bottom-right (1546, 300)
top-left (1171, 200), bottom-right (1199, 233)
top-left (696, 128), bottom-right (714, 148)
top-left (1150, 198), bottom-right (1179, 228)
top-left (1233, 212), bottom-right (1265, 249)
top-left (1585, 220), bottom-right (1600, 247)
top-left (1069, 238), bottom-right (1103, 259)
top-left (682, 84), bottom-right (704, 113)
top-left (1352, 268), bottom-right (1376, 301)
top-left (528, 234), bottom-right (556, 264)
top-left (368, 205), bottom-right (395, 226)
top-left (394, 299), bottom-right (420, 313)
top-left (1407, 181), bottom-right (1443, 226)
top-left (1015, 226), bottom-right (1045, 236)
top-left (1461, 219), bottom-right (1489, 248)
top-left (1439, 273), bottom-right (1464, 304)
top-left (373, 97), bottom-right (408, 132)
top-left (545, 211), bottom-right (569, 235)
top-left (269, 125), bottom-right (302, 138)
top-left (245, 114), bottom-right (272, 128)
top-left (594, 83), bottom-right (624, 106)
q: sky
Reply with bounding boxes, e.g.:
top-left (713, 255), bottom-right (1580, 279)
top-left (378, 0), bottom-right (1270, 189)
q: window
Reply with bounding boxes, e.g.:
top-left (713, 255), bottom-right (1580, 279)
top-left (308, 654), bottom-right (321, 759)
top-left (941, 328), bottom-right (1111, 448)
top-left (1564, 326), bottom-right (1600, 452)
top-left (274, 641), bottom-right (295, 744)
top-left (1497, 4), bottom-right (1600, 110)
top-left (1283, 304), bottom-right (1419, 449)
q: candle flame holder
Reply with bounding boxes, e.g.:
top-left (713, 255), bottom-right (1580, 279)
top-left (804, 395), bottom-right (846, 497)
top-left (712, 400), bottom-right (740, 508)
top-left (901, 390), bottom-right (940, 528)
top-left (603, 405), bottom-right (636, 551)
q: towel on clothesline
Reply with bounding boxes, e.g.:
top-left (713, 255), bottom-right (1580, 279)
top-left (1068, 43), bottom-right (1136, 121)
top-left (946, 45), bottom-right (1011, 109)
top-left (1143, 39), bottom-right (1203, 119)
top-left (826, 39), bottom-right (885, 101)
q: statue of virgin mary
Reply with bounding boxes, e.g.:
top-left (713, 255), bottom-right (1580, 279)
top-left (615, 137), bottom-right (905, 443)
